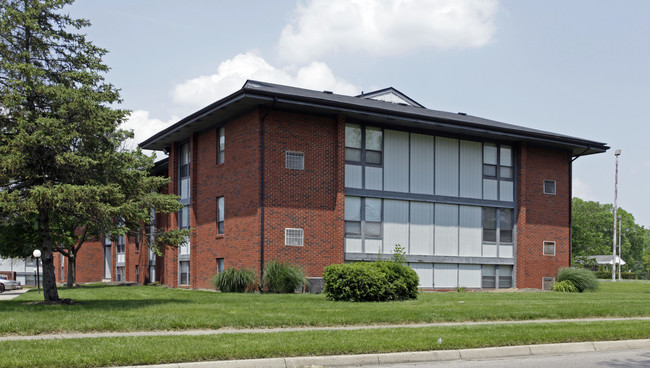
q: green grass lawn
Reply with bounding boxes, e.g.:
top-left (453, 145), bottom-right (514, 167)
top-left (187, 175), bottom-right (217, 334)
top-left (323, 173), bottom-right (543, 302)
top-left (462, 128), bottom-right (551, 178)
top-left (1, 320), bottom-right (649, 368)
top-left (2, 281), bottom-right (649, 336)
top-left (1, 282), bottom-right (649, 368)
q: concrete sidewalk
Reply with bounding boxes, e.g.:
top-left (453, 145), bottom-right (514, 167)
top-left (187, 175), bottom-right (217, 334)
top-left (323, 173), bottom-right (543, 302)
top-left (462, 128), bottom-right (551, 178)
top-left (0, 287), bottom-right (29, 301)
top-left (112, 339), bottom-right (650, 368)
top-left (4, 316), bottom-right (650, 341)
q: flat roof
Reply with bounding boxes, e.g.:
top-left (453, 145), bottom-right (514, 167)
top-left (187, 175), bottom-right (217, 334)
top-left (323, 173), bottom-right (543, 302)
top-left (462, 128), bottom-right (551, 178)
top-left (140, 80), bottom-right (608, 156)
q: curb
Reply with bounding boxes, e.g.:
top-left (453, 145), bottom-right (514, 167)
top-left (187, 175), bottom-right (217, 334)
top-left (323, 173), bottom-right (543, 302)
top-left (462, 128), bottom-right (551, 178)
top-left (115, 339), bottom-right (650, 368)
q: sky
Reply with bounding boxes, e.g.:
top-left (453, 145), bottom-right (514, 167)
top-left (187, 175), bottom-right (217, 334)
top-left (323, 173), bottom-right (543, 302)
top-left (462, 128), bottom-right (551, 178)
top-left (66, 0), bottom-right (650, 228)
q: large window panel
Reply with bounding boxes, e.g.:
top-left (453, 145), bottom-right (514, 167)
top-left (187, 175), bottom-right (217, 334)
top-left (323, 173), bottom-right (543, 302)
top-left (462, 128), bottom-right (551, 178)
top-left (459, 140), bottom-right (482, 199)
top-left (345, 164), bottom-right (362, 188)
top-left (434, 263), bottom-right (458, 288)
top-left (383, 199), bottom-right (408, 254)
top-left (459, 264), bottom-right (482, 288)
top-left (410, 263), bottom-right (433, 288)
top-left (435, 204), bottom-right (459, 256)
top-left (365, 166), bottom-right (383, 190)
top-left (435, 137), bottom-right (459, 197)
top-left (383, 130), bottom-right (409, 192)
top-left (409, 133), bottom-right (435, 195)
top-left (459, 205), bottom-right (482, 256)
top-left (409, 201), bottom-right (434, 255)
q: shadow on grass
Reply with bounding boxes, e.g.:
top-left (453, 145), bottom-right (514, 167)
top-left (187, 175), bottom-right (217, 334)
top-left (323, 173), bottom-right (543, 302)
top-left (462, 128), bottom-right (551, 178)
top-left (4, 297), bottom-right (190, 311)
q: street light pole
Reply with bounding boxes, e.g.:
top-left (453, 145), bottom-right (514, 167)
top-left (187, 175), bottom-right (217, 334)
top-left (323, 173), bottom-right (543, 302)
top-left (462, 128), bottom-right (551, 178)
top-left (612, 149), bottom-right (621, 282)
top-left (32, 249), bottom-right (41, 294)
top-left (618, 215), bottom-right (622, 280)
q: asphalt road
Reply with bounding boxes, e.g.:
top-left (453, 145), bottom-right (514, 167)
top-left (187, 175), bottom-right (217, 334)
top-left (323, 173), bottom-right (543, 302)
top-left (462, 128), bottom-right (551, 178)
top-left (369, 349), bottom-right (650, 368)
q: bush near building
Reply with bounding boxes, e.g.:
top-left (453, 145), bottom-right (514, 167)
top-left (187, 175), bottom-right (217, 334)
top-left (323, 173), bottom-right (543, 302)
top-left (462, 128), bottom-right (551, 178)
top-left (210, 268), bottom-right (258, 292)
top-left (556, 267), bottom-right (599, 292)
top-left (263, 261), bottom-right (309, 293)
top-left (323, 261), bottom-right (419, 302)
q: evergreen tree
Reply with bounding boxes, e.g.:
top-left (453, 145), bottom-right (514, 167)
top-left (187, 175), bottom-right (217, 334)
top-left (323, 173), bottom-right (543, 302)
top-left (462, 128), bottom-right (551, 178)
top-left (0, 0), bottom-right (187, 300)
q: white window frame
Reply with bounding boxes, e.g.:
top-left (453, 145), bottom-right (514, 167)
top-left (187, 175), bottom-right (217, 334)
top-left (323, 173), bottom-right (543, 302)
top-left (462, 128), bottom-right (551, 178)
top-left (217, 196), bottom-right (224, 235)
top-left (217, 127), bottom-right (225, 164)
top-left (285, 151), bottom-right (305, 170)
top-left (179, 261), bottom-right (190, 285)
top-left (543, 180), bottom-right (556, 195)
top-left (543, 241), bottom-right (556, 256)
top-left (542, 277), bottom-right (555, 291)
top-left (285, 228), bottom-right (304, 246)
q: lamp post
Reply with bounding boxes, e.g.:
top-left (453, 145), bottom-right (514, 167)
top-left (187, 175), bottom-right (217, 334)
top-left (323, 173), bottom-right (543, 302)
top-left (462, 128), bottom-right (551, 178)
top-left (32, 249), bottom-right (41, 294)
top-left (618, 215), bottom-right (622, 280)
top-left (612, 149), bottom-right (621, 282)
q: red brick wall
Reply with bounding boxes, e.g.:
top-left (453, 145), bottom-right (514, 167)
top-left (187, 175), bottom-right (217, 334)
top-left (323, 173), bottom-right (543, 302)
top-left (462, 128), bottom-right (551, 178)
top-left (262, 111), bottom-right (345, 277)
top-left (516, 142), bottom-right (572, 289)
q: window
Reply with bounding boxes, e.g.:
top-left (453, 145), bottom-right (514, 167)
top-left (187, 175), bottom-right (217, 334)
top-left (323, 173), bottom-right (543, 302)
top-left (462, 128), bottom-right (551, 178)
top-left (482, 208), bottom-right (497, 242)
top-left (135, 265), bottom-right (140, 283)
top-left (345, 196), bottom-right (383, 239)
top-left (543, 241), bottom-right (556, 256)
top-left (135, 233), bottom-right (140, 252)
top-left (285, 151), bottom-right (304, 170)
top-left (179, 261), bottom-right (190, 285)
top-left (345, 124), bottom-right (362, 162)
top-left (499, 266), bottom-right (513, 288)
top-left (285, 228), bottom-right (304, 246)
top-left (116, 266), bottom-right (125, 282)
top-left (365, 126), bottom-right (383, 165)
top-left (544, 180), bottom-right (556, 195)
top-left (483, 208), bottom-right (513, 243)
top-left (216, 258), bottom-right (224, 273)
top-left (542, 277), bottom-right (555, 291)
top-left (217, 127), bottom-right (225, 164)
top-left (217, 196), bottom-right (224, 235)
top-left (482, 265), bottom-right (496, 288)
top-left (483, 143), bottom-right (514, 201)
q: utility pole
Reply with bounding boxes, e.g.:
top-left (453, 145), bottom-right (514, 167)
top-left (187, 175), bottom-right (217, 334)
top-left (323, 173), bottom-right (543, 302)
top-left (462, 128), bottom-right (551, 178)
top-left (618, 215), bottom-right (622, 280)
top-left (612, 149), bottom-right (621, 282)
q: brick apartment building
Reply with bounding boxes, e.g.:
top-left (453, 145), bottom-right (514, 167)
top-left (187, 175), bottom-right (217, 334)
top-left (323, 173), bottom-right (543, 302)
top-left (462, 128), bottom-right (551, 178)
top-left (54, 80), bottom-right (608, 290)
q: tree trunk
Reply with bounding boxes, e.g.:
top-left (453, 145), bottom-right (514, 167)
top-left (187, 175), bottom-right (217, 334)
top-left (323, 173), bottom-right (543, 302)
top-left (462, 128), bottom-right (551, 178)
top-left (66, 255), bottom-right (76, 288)
top-left (37, 211), bottom-right (60, 301)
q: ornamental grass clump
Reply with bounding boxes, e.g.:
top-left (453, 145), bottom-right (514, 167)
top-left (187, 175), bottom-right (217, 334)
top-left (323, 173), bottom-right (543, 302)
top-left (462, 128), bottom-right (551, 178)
top-left (551, 280), bottom-right (579, 292)
top-left (210, 268), bottom-right (258, 292)
top-left (556, 267), bottom-right (600, 292)
top-left (263, 261), bottom-right (309, 293)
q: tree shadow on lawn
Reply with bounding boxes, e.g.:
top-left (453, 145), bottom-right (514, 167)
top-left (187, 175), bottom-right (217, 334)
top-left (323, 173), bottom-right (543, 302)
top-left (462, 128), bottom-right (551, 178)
top-left (5, 297), bottom-right (190, 311)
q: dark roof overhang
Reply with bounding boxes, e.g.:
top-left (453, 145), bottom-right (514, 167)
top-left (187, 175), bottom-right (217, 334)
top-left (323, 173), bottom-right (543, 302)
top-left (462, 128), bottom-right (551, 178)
top-left (140, 80), bottom-right (609, 156)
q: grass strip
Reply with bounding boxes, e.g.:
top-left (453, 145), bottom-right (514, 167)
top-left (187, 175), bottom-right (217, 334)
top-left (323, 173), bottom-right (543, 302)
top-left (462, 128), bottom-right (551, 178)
top-left (2, 282), bottom-right (650, 336)
top-left (1, 320), bottom-right (649, 368)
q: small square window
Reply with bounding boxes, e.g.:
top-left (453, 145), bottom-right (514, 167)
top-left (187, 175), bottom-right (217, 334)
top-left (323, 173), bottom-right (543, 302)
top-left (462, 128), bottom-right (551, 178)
top-left (543, 241), bottom-right (556, 256)
top-left (285, 228), bottom-right (304, 246)
top-left (544, 180), bottom-right (556, 195)
top-left (285, 151), bottom-right (304, 170)
top-left (542, 277), bottom-right (555, 291)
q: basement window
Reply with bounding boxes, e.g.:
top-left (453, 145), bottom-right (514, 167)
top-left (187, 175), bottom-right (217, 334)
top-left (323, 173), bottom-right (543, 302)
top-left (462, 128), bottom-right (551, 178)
top-left (285, 151), bottom-right (304, 170)
top-left (285, 228), bottom-right (304, 246)
top-left (542, 277), bottom-right (555, 291)
top-left (544, 180), bottom-right (556, 195)
top-left (543, 241), bottom-right (556, 256)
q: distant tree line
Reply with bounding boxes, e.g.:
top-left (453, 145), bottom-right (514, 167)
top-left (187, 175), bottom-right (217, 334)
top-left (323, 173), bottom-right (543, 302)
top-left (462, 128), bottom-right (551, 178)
top-left (572, 198), bottom-right (650, 278)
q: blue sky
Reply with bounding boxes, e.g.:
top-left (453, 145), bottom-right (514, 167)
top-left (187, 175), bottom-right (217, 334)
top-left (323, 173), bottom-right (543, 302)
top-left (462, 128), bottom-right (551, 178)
top-left (68, 0), bottom-right (650, 228)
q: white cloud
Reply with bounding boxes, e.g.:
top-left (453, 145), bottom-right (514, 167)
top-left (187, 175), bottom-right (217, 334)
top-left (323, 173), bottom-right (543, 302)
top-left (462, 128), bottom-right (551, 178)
top-left (120, 110), bottom-right (177, 158)
top-left (278, 0), bottom-right (499, 63)
top-left (171, 52), bottom-right (360, 110)
top-left (572, 177), bottom-right (596, 201)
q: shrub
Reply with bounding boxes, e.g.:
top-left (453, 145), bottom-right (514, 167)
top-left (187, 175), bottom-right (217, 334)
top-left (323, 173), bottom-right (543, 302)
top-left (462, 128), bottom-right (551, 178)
top-left (552, 280), bottom-right (579, 292)
top-left (263, 261), bottom-right (308, 293)
top-left (210, 268), bottom-right (258, 292)
top-left (323, 262), bottom-right (419, 302)
top-left (556, 267), bottom-right (600, 292)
